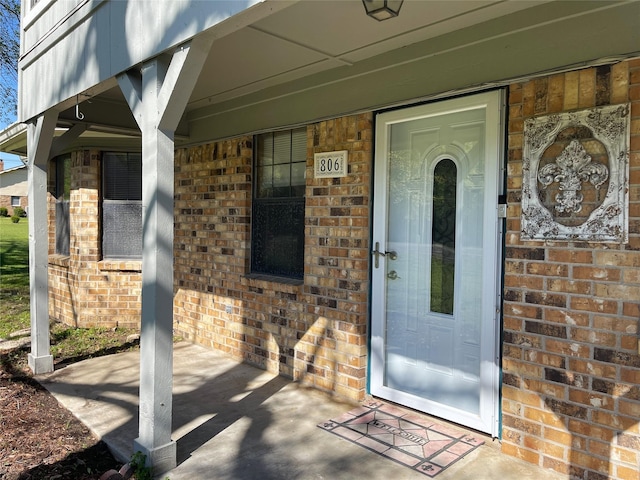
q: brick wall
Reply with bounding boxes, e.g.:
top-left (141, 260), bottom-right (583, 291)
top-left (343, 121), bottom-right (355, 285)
top-left (502, 60), bottom-right (640, 479)
top-left (173, 113), bottom-right (372, 402)
top-left (48, 150), bottom-right (142, 329)
top-left (40, 59), bottom-right (639, 478)
top-left (0, 195), bottom-right (27, 216)
top-left (49, 152), bottom-right (75, 324)
top-left (0, 165), bottom-right (28, 216)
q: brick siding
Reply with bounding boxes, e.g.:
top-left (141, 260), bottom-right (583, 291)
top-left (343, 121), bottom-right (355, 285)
top-left (173, 114), bottom-right (372, 401)
top-left (48, 150), bottom-right (142, 328)
top-left (502, 60), bottom-right (640, 479)
top-left (0, 195), bottom-right (27, 216)
top-left (44, 58), bottom-right (640, 479)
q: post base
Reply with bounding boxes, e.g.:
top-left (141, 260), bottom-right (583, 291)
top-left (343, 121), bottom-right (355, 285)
top-left (133, 438), bottom-right (177, 475)
top-left (28, 353), bottom-right (54, 374)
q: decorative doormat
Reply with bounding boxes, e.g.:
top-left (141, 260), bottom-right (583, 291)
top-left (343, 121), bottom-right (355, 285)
top-left (318, 401), bottom-right (484, 477)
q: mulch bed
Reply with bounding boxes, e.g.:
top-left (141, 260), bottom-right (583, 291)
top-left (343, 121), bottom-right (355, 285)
top-left (0, 345), bottom-right (126, 479)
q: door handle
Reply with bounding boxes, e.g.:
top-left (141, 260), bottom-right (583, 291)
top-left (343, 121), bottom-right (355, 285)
top-left (372, 242), bottom-right (398, 268)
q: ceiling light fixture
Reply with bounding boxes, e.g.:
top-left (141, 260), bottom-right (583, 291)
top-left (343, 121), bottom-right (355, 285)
top-left (362, 0), bottom-right (404, 21)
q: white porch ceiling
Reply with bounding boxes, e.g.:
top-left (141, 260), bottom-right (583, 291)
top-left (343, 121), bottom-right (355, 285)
top-left (187, 0), bottom-right (550, 110)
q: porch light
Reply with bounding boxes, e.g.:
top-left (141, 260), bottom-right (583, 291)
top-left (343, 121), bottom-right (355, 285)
top-left (362, 0), bottom-right (404, 21)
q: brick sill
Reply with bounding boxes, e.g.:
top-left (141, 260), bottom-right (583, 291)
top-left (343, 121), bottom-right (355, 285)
top-left (244, 274), bottom-right (303, 289)
top-left (49, 254), bottom-right (70, 268)
top-left (98, 259), bottom-right (142, 272)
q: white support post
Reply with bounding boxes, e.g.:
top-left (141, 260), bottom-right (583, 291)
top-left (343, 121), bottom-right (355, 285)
top-left (26, 110), bottom-right (58, 374)
top-left (117, 35), bottom-right (213, 475)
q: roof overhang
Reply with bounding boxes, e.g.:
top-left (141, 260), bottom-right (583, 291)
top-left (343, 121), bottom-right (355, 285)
top-left (5, 0), bottom-right (640, 155)
top-left (0, 123), bottom-right (28, 156)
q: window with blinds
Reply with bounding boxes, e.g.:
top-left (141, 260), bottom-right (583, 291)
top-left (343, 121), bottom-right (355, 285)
top-left (54, 155), bottom-right (70, 255)
top-left (102, 152), bottom-right (142, 259)
top-left (251, 127), bottom-right (306, 279)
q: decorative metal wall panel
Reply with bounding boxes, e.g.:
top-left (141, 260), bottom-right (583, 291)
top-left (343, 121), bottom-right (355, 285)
top-left (521, 104), bottom-right (630, 242)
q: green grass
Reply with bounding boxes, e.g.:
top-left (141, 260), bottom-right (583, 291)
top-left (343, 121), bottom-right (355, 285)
top-left (0, 216), bottom-right (29, 289)
top-left (50, 325), bottom-right (137, 360)
top-left (0, 216), bottom-right (140, 371)
top-left (0, 216), bottom-right (30, 338)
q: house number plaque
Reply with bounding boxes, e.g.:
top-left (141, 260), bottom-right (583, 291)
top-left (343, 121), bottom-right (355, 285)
top-left (314, 150), bottom-right (348, 178)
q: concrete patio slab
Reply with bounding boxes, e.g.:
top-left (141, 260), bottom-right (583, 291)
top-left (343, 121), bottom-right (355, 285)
top-left (38, 342), bottom-right (566, 480)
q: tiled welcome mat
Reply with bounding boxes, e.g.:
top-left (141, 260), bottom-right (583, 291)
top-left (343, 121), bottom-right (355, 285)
top-left (318, 401), bottom-right (484, 477)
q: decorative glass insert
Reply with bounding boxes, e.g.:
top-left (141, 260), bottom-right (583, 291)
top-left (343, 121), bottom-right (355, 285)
top-left (252, 128), bottom-right (306, 279)
top-left (521, 104), bottom-right (630, 242)
top-left (251, 198), bottom-right (305, 279)
top-left (102, 203), bottom-right (143, 259)
top-left (430, 159), bottom-right (457, 314)
top-left (103, 152), bottom-right (142, 258)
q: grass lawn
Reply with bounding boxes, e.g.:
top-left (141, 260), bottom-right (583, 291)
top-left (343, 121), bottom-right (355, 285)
top-left (0, 216), bottom-right (30, 338)
top-left (0, 215), bottom-right (139, 355)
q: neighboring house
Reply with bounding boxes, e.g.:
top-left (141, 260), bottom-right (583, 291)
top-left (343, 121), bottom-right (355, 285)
top-left (1, 0), bottom-right (638, 477)
top-left (0, 161), bottom-right (27, 216)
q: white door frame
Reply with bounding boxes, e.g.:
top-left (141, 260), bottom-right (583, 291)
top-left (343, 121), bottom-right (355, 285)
top-left (369, 90), bottom-right (505, 437)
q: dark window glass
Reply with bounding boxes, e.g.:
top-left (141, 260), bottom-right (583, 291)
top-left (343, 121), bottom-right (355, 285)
top-left (54, 155), bottom-right (70, 255)
top-left (251, 128), bottom-right (306, 279)
top-left (103, 152), bottom-right (142, 258)
top-left (103, 153), bottom-right (142, 201)
top-left (430, 159), bottom-right (457, 314)
top-left (251, 198), bottom-right (305, 278)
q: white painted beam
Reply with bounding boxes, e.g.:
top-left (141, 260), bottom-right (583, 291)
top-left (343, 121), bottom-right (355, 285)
top-left (49, 123), bottom-right (88, 159)
top-left (118, 71), bottom-right (144, 130)
top-left (26, 109), bottom-right (58, 375)
top-left (158, 36), bottom-right (215, 132)
top-left (117, 38), bottom-right (212, 475)
top-left (118, 57), bottom-right (178, 473)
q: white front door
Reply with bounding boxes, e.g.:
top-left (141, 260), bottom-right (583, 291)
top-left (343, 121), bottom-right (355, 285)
top-left (370, 91), bottom-right (504, 436)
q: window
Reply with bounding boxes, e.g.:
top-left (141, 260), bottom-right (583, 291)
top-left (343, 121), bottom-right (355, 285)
top-left (251, 128), bottom-right (306, 279)
top-left (54, 155), bottom-right (70, 255)
top-left (430, 159), bottom-right (457, 314)
top-left (102, 152), bottom-right (142, 259)
top-left (11, 196), bottom-right (20, 207)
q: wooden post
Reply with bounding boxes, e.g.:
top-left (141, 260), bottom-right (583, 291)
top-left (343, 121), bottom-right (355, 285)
top-left (26, 110), bottom-right (57, 374)
top-left (117, 35), bottom-right (213, 474)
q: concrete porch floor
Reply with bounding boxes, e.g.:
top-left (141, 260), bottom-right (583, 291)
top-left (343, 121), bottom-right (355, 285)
top-left (38, 342), bottom-right (565, 480)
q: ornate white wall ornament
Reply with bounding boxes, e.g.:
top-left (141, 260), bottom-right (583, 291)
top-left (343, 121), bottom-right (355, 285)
top-left (537, 139), bottom-right (609, 214)
top-left (521, 104), bottom-right (630, 242)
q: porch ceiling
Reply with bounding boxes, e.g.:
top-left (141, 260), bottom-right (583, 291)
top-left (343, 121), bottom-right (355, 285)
top-left (5, 0), bottom-right (640, 155)
top-left (186, 0), bottom-right (550, 110)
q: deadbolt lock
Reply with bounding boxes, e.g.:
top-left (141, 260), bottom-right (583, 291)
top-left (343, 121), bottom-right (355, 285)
top-left (387, 270), bottom-right (400, 280)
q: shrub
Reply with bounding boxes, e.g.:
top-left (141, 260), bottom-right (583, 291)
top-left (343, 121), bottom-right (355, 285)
top-left (13, 206), bottom-right (25, 217)
top-left (0, 207), bottom-right (7, 217)
top-left (11, 215), bottom-right (20, 223)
